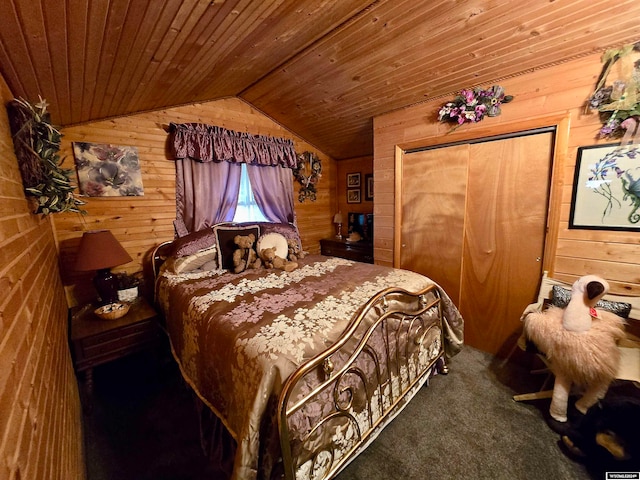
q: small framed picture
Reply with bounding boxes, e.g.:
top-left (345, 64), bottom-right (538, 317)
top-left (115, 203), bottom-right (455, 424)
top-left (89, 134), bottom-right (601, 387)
top-left (365, 174), bottom-right (373, 201)
top-left (347, 189), bottom-right (361, 203)
top-left (347, 172), bottom-right (361, 188)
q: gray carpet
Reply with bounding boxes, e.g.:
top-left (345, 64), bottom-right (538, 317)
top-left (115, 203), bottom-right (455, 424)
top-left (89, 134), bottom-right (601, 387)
top-left (337, 346), bottom-right (591, 480)
top-left (84, 345), bottom-right (608, 480)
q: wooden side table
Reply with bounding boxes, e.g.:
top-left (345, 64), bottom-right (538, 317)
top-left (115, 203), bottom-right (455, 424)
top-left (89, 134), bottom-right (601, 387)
top-left (320, 238), bottom-right (374, 263)
top-left (70, 297), bottom-right (163, 401)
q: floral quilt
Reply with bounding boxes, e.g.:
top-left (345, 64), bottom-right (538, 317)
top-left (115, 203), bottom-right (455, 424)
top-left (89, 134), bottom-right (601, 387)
top-left (156, 254), bottom-right (464, 480)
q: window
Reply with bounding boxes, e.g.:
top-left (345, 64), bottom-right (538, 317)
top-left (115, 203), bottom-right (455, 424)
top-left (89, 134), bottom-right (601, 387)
top-left (233, 164), bottom-right (269, 223)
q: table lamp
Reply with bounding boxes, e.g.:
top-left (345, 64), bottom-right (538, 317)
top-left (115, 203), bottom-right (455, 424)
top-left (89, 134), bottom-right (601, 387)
top-left (75, 230), bottom-right (133, 305)
top-left (333, 212), bottom-right (343, 239)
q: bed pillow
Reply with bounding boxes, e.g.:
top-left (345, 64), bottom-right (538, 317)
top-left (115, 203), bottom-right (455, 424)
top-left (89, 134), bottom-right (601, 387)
top-left (256, 222), bottom-right (302, 250)
top-left (551, 285), bottom-right (632, 318)
top-left (171, 246), bottom-right (218, 274)
top-left (256, 232), bottom-right (289, 259)
top-left (171, 227), bottom-right (217, 258)
top-left (214, 224), bottom-right (260, 271)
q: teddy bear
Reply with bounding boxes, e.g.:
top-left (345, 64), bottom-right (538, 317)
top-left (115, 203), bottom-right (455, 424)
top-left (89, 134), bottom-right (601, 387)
top-left (232, 233), bottom-right (262, 273)
top-left (259, 246), bottom-right (298, 272)
top-left (522, 275), bottom-right (626, 423)
top-left (287, 238), bottom-right (305, 262)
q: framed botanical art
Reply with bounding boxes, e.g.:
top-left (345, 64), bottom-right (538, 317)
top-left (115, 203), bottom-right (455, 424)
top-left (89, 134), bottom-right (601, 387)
top-left (347, 172), bottom-right (361, 188)
top-left (365, 174), bottom-right (373, 201)
top-left (73, 142), bottom-right (144, 197)
top-left (347, 189), bottom-right (361, 204)
top-left (569, 143), bottom-right (640, 231)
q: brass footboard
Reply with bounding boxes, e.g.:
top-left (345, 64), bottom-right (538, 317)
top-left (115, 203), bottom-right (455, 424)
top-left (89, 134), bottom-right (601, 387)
top-left (278, 285), bottom-right (446, 480)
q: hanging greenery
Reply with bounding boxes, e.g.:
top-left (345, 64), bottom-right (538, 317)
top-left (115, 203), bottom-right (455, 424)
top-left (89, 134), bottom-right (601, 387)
top-left (587, 42), bottom-right (640, 141)
top-left (292, 151), bottom-right (322, 202)
top-left (7, 97), bottom-right (86, 215)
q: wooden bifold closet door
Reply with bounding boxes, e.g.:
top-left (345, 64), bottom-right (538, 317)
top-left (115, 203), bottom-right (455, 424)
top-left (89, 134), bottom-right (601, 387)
top-left (400, 132), bottom-right (553, 355)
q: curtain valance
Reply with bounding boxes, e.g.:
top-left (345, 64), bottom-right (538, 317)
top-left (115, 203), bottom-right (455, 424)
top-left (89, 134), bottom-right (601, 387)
top-left (169, 122), bottom-right (297, 168)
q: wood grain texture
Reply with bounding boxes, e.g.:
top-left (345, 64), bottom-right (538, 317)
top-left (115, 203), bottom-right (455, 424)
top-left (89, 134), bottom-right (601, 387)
top-left (400, 145), bottom-right (469, 304)
top-left (0, 75), bottom-right (84, 480)
top-left (375, 53), bottom-right (640, 300)
top-left (1, 0), bottom-right (640, 159)
top-left (459, 134), bottom-right (552, 355)
top-left (57, 97), bottom-right (335, 306)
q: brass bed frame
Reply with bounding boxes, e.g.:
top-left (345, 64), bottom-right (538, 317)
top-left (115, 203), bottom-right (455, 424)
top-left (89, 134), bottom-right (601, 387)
top-left (152, 242), bottom-right (448, 480)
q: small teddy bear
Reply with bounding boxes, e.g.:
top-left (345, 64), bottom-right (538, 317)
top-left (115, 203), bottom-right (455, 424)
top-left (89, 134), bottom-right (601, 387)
top-left (259, 246), bottom-right (298, 272)
top-left (232, 233), bottom-right (262, 273)
top-left (287, 238), bottom-right (305, 262)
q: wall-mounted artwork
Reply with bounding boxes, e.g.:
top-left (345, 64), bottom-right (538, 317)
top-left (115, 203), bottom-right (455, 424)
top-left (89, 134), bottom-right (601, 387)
top-left (347, 189), bottom-right (361, 204)
top-left (73, 142), bottom-right (144, 197)
top-left (365, 174), bottom-right (373, 201)
top-left (569, 143), bottom-right (640, 231)
top-left (347, 172), bottom-right (361, 188)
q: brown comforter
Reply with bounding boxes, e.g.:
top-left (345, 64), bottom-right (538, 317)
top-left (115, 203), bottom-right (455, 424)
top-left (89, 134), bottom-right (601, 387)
top-left (156, 254), bottom-right (463, 480)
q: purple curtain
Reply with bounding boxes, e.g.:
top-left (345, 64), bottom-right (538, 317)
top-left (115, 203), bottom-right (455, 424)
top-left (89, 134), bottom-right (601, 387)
top-left (169, 122), bottom-right (297, 167)
top-left (246, 164), bottom-right (296, 224)
top-left (174, 160), bottom-right (242, 236)
top-left (170, 123), bottom-right (297, 235)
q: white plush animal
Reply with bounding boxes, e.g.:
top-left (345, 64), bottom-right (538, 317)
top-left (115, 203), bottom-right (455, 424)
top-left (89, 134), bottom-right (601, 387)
top-left (523, 275), bottom-right (625, 422)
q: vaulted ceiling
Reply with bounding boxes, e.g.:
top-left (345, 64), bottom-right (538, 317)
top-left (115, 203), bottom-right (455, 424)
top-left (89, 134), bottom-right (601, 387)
top-left (1, 0), bottom-right (639, 159)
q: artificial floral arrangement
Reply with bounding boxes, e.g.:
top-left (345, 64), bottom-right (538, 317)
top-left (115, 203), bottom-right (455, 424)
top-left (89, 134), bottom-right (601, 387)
top-left (587, 42), bottom-right (640, 141)
top-left (437, 85), bottom-right (513, 128)
top-left (7, 96), bottom-right (86, 215)
top-left (292, 151), bottom-right (322, 202)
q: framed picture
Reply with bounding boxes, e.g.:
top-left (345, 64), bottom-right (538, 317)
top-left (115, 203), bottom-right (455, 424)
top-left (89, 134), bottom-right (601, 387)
top-left (365, 174), bottom-right (373, 201)
top-left (347, 172), bottom-right (361, 188)
top-left (347, 189), bottom-right (361, 204)
top-left (73, 142), bottom-right (144, 197)
top-left (569, 143), bottom-right (640, 231)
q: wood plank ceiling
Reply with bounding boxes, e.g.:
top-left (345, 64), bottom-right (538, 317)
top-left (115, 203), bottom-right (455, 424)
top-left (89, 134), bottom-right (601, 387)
top-left (0, 0), bottom-right (639, 160)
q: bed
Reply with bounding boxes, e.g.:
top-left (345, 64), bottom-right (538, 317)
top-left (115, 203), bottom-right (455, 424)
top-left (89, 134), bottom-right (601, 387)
top-left (152, 223), bottom-right (464, 480)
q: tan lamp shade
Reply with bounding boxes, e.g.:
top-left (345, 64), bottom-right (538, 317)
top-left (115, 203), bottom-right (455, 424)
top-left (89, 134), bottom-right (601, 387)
top-left (333, 212), bottom-right (343, 224)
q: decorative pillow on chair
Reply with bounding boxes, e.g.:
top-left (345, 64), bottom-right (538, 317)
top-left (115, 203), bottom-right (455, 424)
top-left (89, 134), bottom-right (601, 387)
top-left (214, 224), bottom-right (260, 271)
top-left (551, 285), bottom-right (632, 318)
top-left (171, 227), bottom-right (217, 257)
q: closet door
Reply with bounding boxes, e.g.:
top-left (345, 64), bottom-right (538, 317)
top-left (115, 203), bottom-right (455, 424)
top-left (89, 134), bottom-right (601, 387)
top-left (400, 132), bottom-right (553, 355)
top-left (461, 133), bottom-right (552, 354)
top-left (400, 144), bottom-right (469, 305)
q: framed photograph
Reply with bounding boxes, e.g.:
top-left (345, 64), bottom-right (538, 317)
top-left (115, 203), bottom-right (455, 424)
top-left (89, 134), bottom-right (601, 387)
top-left (347, 172), bottom-right (361, 188)
top-left (569, 143), bottom-right (640, 231)
top-left (365, 174), bottom-right (373, 201)
top-left (347, 189), bottom-right (361, 204)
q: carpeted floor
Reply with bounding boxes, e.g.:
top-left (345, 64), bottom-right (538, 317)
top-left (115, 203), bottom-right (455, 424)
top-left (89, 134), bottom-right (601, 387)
top-left (83, 345), bottom-right (622, 480)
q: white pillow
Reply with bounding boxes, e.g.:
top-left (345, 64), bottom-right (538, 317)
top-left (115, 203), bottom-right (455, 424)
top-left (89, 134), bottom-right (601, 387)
top-left (256, 232), bottom-right (288, 259)
top-left (172, 246), bottom-right (217, 273)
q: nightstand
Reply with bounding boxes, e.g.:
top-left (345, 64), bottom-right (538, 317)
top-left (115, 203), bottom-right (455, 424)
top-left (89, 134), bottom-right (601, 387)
top-left (320, 238), bottom-right (374, 263)
top-left (70, 297), bottom-right (163, 401)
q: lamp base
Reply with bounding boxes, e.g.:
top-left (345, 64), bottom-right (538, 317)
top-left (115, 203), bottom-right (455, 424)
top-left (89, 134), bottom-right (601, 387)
top-left (94, 268), bottom-right (119, 305)
top-left (335, 222), bottom-right (343, 239)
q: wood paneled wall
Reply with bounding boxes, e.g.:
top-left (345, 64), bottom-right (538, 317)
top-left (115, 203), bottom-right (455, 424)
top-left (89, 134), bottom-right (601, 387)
top-left (56, 98), bottom-right (335, 306)
top-left (335, 156), bottom-right (373, 222)
top-left (374, 52), bottom-right (640, 295)
top-left (0, 78), bottom-right (84, 478)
